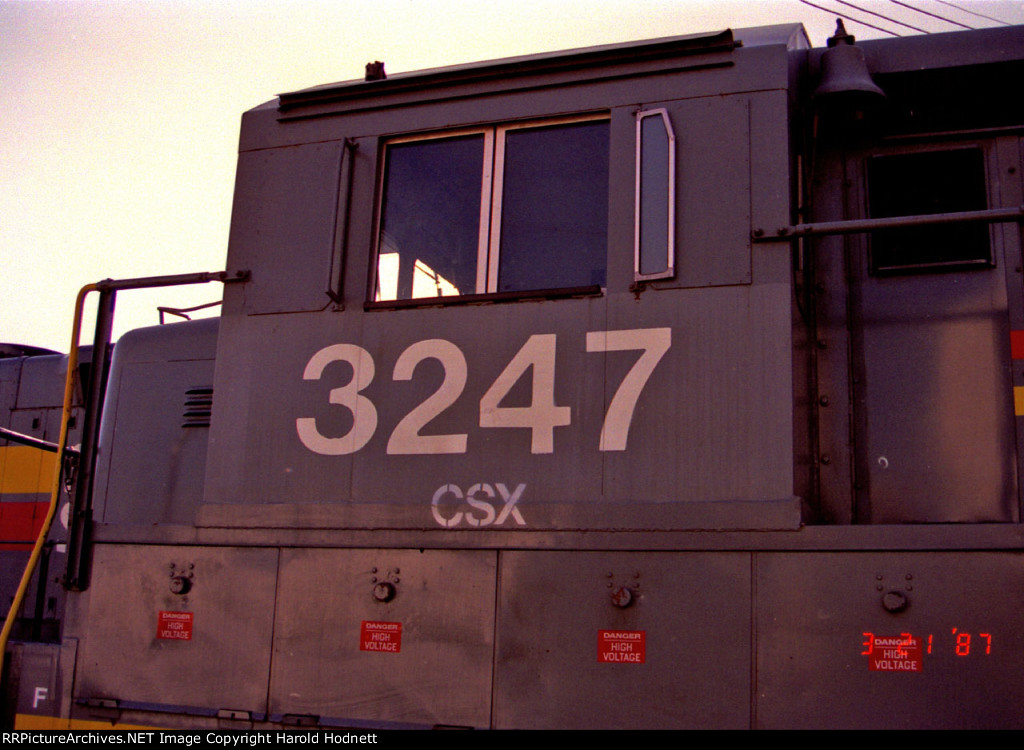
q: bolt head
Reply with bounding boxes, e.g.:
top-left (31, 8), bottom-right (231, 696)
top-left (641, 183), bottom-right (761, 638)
top-left (610, 586), bottom-right (633, 609)
top-left (373, 582), bottom-right (397, 603)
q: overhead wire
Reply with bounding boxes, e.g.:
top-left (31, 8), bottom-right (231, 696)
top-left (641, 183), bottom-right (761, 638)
top-left (798, 0), bottom-right (902, 36)
top-left (800, 0), bottom-right (1012, 37)
top-left (933, 0), bottom-right (1012, 26)
top-left (835, 0), bottom-right (929, 33)
top-left (888, 0), bottom-right (973, 29)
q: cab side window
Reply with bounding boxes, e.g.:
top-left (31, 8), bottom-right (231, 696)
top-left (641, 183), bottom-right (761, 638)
top-left (374, 116), bottom-right (609, 301)
top-left (867, 148), bottom-right (990, 273)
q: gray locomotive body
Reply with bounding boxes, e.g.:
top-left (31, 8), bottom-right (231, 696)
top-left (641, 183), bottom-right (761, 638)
top-left (4, 22), bottom-right (1024, 729)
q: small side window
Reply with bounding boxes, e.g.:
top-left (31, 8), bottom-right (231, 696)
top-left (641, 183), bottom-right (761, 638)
top-left (374, 116), bottom-right (609, 302)
top-left (635, 109), bottom-right (676, 281)
top-left (867, 148), bottom-right (991, 274)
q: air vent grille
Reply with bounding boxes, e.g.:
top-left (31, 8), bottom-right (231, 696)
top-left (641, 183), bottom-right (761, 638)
top-left (182, 387), bottom-right (213, 428)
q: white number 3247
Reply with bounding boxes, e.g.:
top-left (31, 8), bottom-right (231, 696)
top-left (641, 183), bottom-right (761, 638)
top-left (296, 328), bottom-right (671, 457)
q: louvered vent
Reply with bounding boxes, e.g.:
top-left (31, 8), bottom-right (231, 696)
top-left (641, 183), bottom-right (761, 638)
top-left (182, 387), bottom-right (213, 428)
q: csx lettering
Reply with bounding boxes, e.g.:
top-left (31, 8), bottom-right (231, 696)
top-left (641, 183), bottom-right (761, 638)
top-left (431, 483), bottom-right (526, 527)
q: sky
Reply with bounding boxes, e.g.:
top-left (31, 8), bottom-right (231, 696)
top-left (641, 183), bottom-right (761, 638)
top-left (4, 0), bottom-right (1024, 352)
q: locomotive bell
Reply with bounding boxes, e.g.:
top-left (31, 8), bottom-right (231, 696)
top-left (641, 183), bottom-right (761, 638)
top-left (815, 19), bottom-right (885, 102)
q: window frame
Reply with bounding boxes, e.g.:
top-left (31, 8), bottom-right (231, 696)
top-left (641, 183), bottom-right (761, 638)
top-left (865, 146), bottom-right (993, 275)
top-left (372, 113), bottom-right (610, 303)
top-left (634, 108), bottom-right (677, 282)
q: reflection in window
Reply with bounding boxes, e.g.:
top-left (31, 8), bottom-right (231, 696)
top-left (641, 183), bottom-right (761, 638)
top-left (376, 248), bottom-right (461, 301)
top-left (375, 117), bottom-right (609, 301)
top-left (635, 109), bottom-right (675, 281)
top-left (376, 135), bottom-right (484, 300)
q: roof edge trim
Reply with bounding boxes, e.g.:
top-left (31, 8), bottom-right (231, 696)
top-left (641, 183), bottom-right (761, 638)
top-left (278, 29), bottom-right (736, 112)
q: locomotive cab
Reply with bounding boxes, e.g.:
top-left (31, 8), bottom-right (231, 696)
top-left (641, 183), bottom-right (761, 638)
top-left (6, 20), bottom-right (1024, 731)
top-left (810, 34), bottom-right (1024, 524)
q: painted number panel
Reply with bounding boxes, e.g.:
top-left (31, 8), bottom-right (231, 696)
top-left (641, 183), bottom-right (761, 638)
top-left (296, 328), bottom-right (671, 457)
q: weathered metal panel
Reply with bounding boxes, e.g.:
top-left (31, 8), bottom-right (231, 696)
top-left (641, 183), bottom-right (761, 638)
top-left (280, 28), bottom-right (740, 110)
top-left (999, 135), bottom-right (1024, 518)
top-left (228, 142), bottom-right (343, 315)
top-left (349, 299), bottom-right (605, 515)
top-left (844, 140), bottom-right (1017, 523)
top-left (672, 95), bottom-right (751, 288)
top-left (809, 145), bottom-right (856, 523)
top-left (13, 356), bottom-right (68, 411)
top-left (94, 359), bottom-right (214, 525)
top-left (244, 36), bottom-right (795, 152)
top-left (0, 359), bottom-right (23, 420)
top-left (0, 543), bottom-right (66, 643)
top-left (598, 284), bottom-right (793, 508)
top-left (11, 19), bottom-right (1024, 733)
top-left (859, 25), bottom-right (1024, 73)
top-left (92, 321), bottom-right (218, 525)
top-left (4, 641), bottom-right (64, 725)
top-left (493, 550), bottom-right (751, 729)
top-left (74, 544), bottom-right (278, 715)
top-left (206, 30), bottom-right (798, 534)
top-left (855, 267), bottom-right (1015, 522)
top-left (203, 279), bottom-right (795, 530)
top-left (749, 89), bottom-right (796, 287)
top-left (269, 548), bottom-right (495, 728)
top-left (0, 397), bottom-right (79, 640)
top-left (756, 552), bottom-right (1024, 729)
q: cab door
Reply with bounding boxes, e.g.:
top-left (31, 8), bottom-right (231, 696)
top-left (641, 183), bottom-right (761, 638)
top-left (844, 137), bottom-right (1023, 523)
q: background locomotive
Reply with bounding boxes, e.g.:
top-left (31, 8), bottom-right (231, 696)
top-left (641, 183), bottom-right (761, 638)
top-left (3, 18), bottom-right (1024, 729)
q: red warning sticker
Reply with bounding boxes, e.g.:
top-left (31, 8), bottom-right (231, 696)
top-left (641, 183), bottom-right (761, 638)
top-left (156, 611), bottom-right (193, 641)
top-left (864, 633), bottom-right (922, 672)
top-left (598, 629), bottom-right (646, 663)
top-left (361, 621), bottom-right (402, 653)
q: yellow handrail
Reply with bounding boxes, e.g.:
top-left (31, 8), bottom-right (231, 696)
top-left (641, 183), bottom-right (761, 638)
top-left (0, 284), bottom-right (96, 679)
